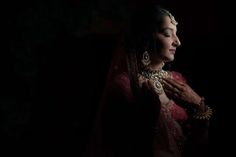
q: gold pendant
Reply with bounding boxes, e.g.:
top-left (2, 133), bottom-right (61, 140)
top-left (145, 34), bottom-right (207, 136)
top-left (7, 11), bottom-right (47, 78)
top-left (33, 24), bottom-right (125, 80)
top-left (154, 80), bottom-right (163, 94)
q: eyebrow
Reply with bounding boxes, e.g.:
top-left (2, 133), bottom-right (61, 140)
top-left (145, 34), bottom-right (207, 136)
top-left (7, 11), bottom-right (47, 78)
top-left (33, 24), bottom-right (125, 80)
top-left (161, 27), bottom-right (177, 33)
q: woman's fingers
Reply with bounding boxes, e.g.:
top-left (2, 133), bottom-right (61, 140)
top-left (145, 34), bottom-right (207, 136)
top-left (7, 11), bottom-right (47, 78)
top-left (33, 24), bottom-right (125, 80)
top-left (162, 78), bottom-right (184, 91)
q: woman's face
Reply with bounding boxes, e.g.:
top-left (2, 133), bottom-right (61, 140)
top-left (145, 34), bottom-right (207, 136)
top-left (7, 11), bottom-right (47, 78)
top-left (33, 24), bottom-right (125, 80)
top-left (152, 15), bottom-right (181, 63)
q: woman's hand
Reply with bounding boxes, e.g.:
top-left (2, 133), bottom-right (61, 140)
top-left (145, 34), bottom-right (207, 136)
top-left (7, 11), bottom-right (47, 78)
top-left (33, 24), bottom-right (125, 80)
top-left (161, 78), bottom-right (201, 107)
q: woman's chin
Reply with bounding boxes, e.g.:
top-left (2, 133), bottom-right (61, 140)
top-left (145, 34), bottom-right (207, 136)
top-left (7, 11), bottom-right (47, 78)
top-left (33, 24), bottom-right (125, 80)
top-left (164, 56), bottom-right (175, 62)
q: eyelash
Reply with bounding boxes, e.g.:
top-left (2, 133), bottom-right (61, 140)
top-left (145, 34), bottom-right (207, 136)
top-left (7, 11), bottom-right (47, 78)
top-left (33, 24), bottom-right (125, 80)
top-left (163, 32), bottom-right (171, 37)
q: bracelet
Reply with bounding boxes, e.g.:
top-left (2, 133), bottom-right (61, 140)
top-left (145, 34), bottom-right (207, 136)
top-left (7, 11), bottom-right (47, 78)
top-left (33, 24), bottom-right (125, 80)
top-left (193, 106), bottom-right (213, 120)
top-left (192, 98), bottom-right (213, 120)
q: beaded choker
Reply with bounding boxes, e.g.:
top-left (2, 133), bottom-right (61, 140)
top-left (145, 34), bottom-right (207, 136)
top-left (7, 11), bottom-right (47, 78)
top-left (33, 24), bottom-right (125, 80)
top-left (140, 69), bottom-right (169, 81)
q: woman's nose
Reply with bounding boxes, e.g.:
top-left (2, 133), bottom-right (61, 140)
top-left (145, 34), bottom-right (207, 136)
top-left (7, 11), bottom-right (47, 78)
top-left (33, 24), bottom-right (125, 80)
top-left (173, 36), bottom-right (181, 47)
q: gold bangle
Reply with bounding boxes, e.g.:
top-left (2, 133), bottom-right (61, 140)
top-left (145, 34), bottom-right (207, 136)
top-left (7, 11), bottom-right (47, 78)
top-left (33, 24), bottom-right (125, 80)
top-left (193, 106), bottom-right (213, 120)
top-left (193, 97), bottom-right (213, 120)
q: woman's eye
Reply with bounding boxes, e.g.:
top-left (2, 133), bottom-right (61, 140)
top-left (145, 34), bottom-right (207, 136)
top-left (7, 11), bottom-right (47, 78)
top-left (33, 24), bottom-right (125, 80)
top-left (163, 31), bottom-right (171, 37)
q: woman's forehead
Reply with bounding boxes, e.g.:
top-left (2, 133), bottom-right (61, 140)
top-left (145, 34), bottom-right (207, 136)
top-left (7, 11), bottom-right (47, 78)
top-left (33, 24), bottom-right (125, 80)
top-left (160, 16), bottom-right (177, 30)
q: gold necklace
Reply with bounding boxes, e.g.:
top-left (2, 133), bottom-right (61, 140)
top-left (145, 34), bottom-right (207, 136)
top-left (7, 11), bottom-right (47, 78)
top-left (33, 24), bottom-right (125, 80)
top-left (138, 69), bottom-right (170, 94)
top-left (140, 69), bottom-right (169, 80)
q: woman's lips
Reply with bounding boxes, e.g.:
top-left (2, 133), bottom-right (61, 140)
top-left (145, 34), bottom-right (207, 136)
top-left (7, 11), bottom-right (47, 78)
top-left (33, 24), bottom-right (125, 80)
top-left (169, 49), bottom-right (176, 54)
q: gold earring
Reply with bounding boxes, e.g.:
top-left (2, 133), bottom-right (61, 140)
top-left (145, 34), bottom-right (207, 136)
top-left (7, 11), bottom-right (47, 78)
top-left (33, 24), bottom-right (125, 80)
top-left (141, 51), bottom-right (151, 67)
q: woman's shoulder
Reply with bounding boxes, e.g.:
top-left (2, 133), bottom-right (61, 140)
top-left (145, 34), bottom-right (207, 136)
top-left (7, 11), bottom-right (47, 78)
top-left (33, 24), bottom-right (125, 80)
top-left (113, 72), bottom-right (130, 84)
top-left (108, 72), bottom-right (133, 100)
top-left (110, 72), bottom-right (130, 90)
top-left (109, 72), bottom-right (131, 92)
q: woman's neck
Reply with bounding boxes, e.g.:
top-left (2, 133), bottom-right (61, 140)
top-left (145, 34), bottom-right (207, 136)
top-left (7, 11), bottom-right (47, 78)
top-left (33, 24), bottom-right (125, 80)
top-left (148, 61), bottom-right (165, 71)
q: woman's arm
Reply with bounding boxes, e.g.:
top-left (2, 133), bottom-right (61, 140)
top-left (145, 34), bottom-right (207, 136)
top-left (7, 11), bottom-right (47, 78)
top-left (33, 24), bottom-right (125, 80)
top-left (162, 71), bottom-right (212, 157)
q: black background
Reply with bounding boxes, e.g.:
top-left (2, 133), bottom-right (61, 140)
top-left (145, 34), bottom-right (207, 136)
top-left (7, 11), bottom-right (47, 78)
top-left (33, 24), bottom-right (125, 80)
top-left (3, 0), bottom-right (235, 156)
